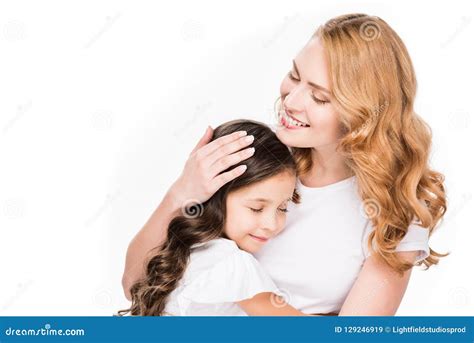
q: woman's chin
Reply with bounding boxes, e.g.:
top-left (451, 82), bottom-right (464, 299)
top-left (275, 129), bottom-right (312, 149)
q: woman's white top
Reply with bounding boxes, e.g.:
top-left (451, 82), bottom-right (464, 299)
top-left (163, 238), bottom-right (280, 316)
top-left (254, 176), bottom-right (430, 315)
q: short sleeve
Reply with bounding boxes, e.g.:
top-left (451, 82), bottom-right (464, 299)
top-left (362, 222), bottom-right (430, 264)
top-left (179, 249), bottom-right (280, 305)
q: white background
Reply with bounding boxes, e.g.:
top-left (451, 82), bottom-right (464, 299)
top-left (0, 0), bottom-right (473, 315)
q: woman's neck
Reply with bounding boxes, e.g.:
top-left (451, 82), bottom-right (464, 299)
top-left (299, 146), bottom-right (353, 188)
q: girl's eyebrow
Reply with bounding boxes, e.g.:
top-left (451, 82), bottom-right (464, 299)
top-left (247, 198), bottom-right (271, 203)
top-left (246, 197), bottom-right (292, 203)
top-left (292, 60), bottom-right (332, 95)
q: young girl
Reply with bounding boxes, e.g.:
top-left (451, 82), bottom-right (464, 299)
top-left (117, 119), bottom-right (309, 316)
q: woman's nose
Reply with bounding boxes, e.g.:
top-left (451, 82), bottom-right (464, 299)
top-left (283, 85), bottom-right (306, 113)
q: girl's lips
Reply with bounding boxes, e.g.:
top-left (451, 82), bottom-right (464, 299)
top-left (249, 234), bottom-right (269, 243)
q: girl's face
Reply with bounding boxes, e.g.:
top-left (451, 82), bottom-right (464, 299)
top-left (223, 171), bottom-right (297, 254)
top-left (276, 36), bottom-right (343, 149)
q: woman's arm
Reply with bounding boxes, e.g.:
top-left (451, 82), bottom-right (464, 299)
top-left (239, 252), bottom-right (417, 316)
top-left (121, 127), bottom-right (255, 300)
top-left (121, 190), bottom-right (181, 301)
top-left (338, 251), bottom-right (418, 315)
top-left (237, 293), bottom-right (314, 316)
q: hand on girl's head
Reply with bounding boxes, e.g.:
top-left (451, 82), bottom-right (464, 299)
top-left (172, 128), bottom-right (255, 205)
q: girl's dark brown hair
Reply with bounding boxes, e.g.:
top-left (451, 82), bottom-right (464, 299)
top-left (117, 119), bottom-right (299, 316)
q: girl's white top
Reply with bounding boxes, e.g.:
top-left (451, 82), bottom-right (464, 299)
top-left (254, 176), bottom-right (430, 315)
top-left (163, 238), bottom-right (280, 316)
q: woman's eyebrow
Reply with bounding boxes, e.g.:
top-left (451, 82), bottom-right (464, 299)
top-left (292, 60), bottom-right (331, 95)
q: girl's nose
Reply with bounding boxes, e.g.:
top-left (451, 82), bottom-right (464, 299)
top-left (261, 214), bottom-right (280, 233)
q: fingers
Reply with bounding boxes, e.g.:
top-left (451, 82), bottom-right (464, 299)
top-left (210, 165), bottom-right (248, 193)
top-left (190, 126), bottom-right (213, 155)
top-left (207, 134), bottom-right (255, 167)
top-left (197, 130), bottom-right (248, 158)
top-left (190, 129), bottom-right (254, 196)
top-left (209, 146), bottom-right (255, 177)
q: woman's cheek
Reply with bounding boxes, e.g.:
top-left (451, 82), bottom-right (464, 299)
top-left (313, 109), bottom-right (344, 143)
top-left (280, 78), bottom-right (293, 97)
top-left (307, 105), bottom-right (332, 127)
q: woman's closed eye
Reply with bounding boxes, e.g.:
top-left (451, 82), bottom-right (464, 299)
top-left (311, 93), bottom-right (329, 105)
top-left (288, 71), bottom-right (299, 81)
top-left (288, 71), bottom-right (329, 105)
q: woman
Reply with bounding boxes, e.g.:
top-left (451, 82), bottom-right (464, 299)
top-left (121, 13), bottom-right (447, 315)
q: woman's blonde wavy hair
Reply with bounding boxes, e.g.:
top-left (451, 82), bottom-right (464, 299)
top-left (290, 13), bottom-right (447, 274)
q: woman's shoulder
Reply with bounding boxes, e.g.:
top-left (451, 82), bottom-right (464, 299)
top-left (362, 220), bottom-right (430, 264)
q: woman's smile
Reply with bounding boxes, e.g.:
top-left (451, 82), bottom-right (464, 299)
top-left (279, 109), bottom-right (310, 130)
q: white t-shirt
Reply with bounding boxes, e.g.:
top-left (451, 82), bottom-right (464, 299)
top-left (254, 175), bottom-right (430, 315)
top-left (163, 238), bottom-right (280, 316)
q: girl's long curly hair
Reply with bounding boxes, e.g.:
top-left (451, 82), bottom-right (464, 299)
top-left (290, 14), bottom-right (447, 274)
top-left (117, 119), bottom-right (299, 316)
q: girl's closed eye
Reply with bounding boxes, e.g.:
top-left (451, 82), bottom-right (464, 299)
top-left (249, 207), bottom-right (289, 213)
top-left (249, 207), bottom-right (263, 213)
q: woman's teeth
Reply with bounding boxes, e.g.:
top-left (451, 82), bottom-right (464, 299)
top-left (280, 111), bottom-right (310, 127)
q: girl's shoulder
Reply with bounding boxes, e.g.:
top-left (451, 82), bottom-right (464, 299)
top-left (183, 238), bottom-right (242, 281)
top-left (178, 238), bottom-right (278, 305)
top-left (192, 237), bottom-right (239, 252)
top-left (190, 238), bottom-right (240, 263)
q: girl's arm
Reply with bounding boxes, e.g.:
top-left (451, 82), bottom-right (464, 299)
top-left (121, 127), bottom-right (255, 300)
top-left (338, 251), bottom-right (418, 315)
top-left (237, 293), bottom-right (314, 316)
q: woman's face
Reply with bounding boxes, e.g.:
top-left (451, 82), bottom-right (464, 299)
top-left (276, 36), bottom-right (343, 149)
top-left (223, 171), bottom-right (296, 254)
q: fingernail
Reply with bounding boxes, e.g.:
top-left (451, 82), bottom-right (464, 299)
top-left (239, 165), bottom-right (247, 172)
top-left (248, 147), bottom-right (255, 154)
top-left (244, 135), bottom-right (254, 143)
top-left (237, 130), bottom-right (247, 137)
